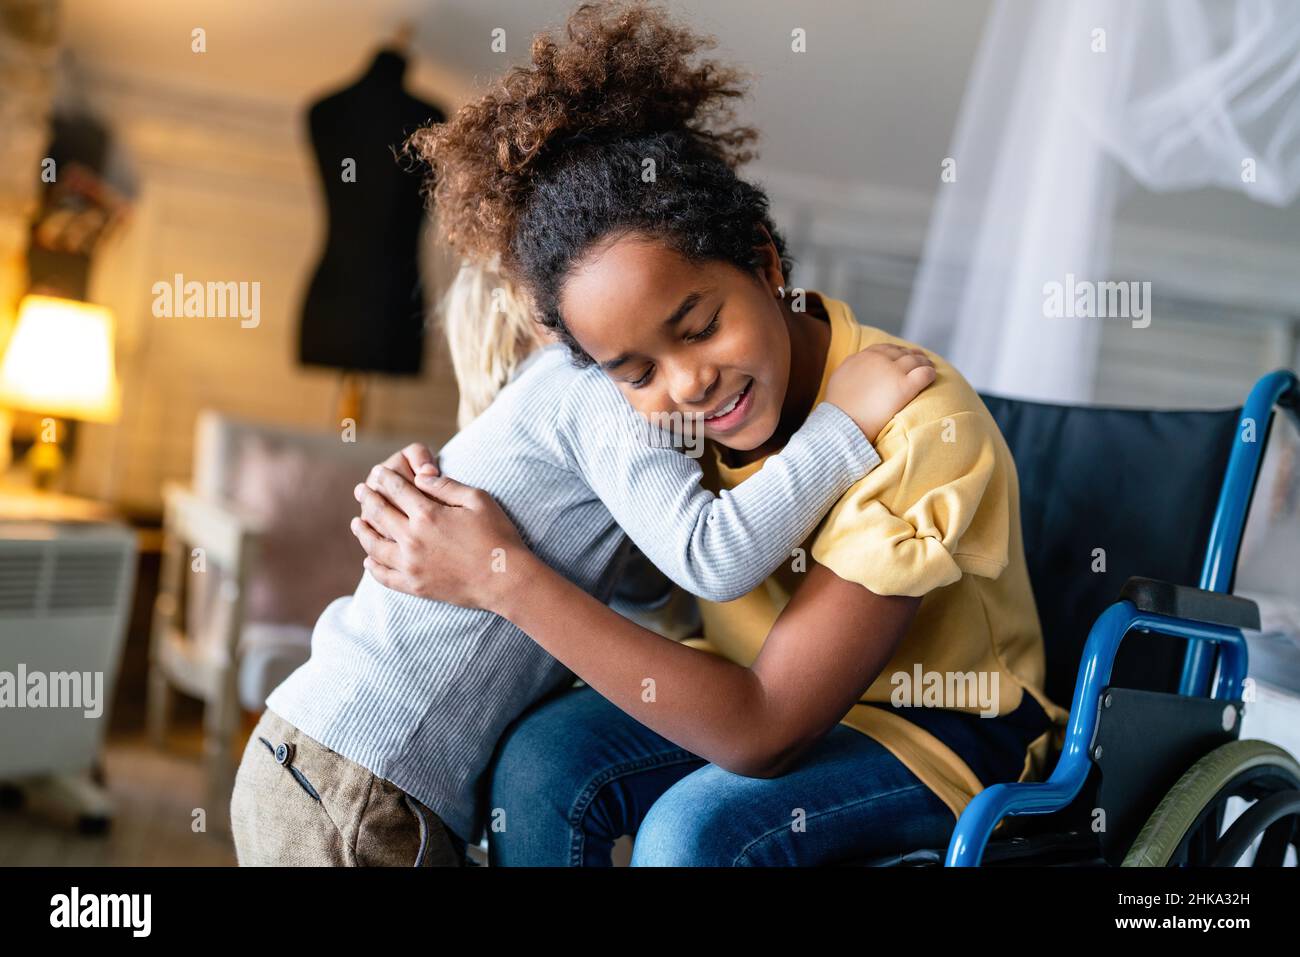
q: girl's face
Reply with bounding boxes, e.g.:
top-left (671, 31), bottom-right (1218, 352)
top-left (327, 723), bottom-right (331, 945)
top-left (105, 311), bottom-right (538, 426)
top-left (557, 234), bottom-right (791, 451)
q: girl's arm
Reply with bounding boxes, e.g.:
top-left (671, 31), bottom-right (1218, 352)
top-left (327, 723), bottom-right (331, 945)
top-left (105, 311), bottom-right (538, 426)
top-left (492, 549), bottom-right (920, 777)
top-left (355, 468), bottom-right (918, 777)
top-left (561, 374), bottom-right (871, 602)
top-left (553, 342), bottom-right (934, 601)
top-left (358, 343), bottom-right (932, 605)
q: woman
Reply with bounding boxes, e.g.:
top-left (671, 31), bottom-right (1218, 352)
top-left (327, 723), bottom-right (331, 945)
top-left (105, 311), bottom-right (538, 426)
top-left (357, 0), bottom-right (1068, 865)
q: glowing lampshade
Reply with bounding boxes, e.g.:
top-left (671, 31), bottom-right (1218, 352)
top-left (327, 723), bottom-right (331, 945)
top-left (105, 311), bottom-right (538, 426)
top-left (0, 295), bottom-right (121, 423)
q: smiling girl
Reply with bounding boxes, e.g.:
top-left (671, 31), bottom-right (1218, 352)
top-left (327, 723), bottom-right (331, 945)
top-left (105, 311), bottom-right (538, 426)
top-left (359, 1), bottom-right (1069, 866)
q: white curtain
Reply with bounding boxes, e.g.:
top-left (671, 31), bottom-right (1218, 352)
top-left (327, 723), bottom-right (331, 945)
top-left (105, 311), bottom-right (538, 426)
top-left (904, 0), bottom-right (1300, 403)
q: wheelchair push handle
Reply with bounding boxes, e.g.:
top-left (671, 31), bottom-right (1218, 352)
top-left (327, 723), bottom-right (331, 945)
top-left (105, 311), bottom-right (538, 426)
top-left (1186, 367), bottom-right (1298, 696)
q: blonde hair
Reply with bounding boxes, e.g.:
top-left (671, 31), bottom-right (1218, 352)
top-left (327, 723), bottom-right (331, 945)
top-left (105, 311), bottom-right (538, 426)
top-left (440, 256), bottom-right (543, 429)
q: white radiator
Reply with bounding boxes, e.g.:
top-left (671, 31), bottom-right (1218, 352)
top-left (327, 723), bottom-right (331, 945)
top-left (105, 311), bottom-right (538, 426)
top-left (0, 522), bottom-right (136, 779)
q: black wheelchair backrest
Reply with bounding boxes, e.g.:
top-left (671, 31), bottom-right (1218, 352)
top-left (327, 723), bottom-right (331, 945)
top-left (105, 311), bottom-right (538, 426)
top-left (978, 393), bottom-right (1241, 707)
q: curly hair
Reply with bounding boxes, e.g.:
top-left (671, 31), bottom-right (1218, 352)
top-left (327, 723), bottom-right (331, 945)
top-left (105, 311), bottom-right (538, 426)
top-left (406, 0), bottom-right (794, 364)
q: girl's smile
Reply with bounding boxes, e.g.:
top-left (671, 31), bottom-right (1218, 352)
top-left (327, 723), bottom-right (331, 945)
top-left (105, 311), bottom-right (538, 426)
top-left (702, 377), bottom-right (755, 435)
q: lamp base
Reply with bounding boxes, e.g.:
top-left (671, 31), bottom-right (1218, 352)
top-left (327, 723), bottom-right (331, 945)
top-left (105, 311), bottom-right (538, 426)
top-left (21, 418), bottom-right (68, 490)
top-left (27, 439), bottom-right (65, 490)
top-left (336, 372), bottom-right (368, 429)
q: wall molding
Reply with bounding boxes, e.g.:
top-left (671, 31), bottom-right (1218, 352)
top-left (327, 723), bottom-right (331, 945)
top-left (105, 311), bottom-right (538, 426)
top-left (751, 163), bottom-right (1300, 320)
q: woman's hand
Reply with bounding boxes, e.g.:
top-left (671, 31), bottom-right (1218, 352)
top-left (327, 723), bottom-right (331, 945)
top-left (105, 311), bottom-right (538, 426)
top-left (350, 466), bottom-right (528, 611)
top-left (824, 343), bottom-right (937, 443)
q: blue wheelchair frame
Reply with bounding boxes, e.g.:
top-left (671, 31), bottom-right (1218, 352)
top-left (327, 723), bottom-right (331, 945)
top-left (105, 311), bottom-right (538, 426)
top-left (946, 368), bottom-right (1300, 867)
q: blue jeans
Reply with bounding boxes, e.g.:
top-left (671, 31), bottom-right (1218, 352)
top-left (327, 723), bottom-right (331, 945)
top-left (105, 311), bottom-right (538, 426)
top-left (484, 685), bottom-right (958, 866)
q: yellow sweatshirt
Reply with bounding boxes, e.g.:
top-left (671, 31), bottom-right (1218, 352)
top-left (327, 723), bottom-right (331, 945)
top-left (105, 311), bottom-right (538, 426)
top-left (685, 291), bottom-right (1070, 820)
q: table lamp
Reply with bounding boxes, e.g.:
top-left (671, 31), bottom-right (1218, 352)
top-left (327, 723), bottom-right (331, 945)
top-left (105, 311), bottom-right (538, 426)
top-left (0, 294), bottom-right (121, 488)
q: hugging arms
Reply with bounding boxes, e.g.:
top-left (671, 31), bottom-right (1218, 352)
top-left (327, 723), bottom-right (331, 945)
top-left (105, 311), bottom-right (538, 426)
top-left (352, 341), bottom-right (937, 777)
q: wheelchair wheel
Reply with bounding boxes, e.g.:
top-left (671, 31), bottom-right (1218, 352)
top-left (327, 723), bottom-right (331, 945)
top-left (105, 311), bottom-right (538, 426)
top-left (1123, 740), bottom-right (1300, 867)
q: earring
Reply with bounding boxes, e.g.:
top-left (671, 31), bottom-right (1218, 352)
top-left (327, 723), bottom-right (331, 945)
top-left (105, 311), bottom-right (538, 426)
top-left (777, 285), bottom-right (786, 299)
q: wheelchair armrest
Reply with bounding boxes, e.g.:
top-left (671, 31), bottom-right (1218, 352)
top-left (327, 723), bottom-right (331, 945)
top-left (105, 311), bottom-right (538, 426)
top-left (1119, 577), bottom-right (1259, 632)
top-left (947, 597), bottom-right (1253, 865)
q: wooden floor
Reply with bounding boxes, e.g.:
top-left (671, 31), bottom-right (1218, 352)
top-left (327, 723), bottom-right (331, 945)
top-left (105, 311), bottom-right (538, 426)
top-left (0, 713), bottom-right (241, 867)
top-left (0, 706), bottom-right (632, 867)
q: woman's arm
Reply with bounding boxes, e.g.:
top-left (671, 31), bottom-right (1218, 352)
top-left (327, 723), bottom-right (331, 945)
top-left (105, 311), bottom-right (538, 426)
top-left (354, 468), bottom-right (917, 777)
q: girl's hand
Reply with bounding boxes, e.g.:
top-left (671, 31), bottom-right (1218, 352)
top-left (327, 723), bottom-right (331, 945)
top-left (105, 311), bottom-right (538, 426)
top-left (353, 443), bottom-right (441, 543)
top-left (380, 442), bottom-right (440, 481)
top-left (824, 343), bottom-right (937, 443)
top-left (350, 466), bottom-right (526, 611)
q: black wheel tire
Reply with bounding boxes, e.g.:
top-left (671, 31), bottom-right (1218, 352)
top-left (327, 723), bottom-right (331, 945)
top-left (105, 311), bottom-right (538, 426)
top-left (1123, 739), bottom-right (1300, 867)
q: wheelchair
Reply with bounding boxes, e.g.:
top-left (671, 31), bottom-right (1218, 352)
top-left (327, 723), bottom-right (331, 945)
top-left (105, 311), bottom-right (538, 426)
top-left (856, 368), bottom-right (1300, 868)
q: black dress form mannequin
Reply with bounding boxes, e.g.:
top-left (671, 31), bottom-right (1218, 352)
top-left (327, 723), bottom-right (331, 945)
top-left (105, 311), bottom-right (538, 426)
top-left (299, 48), bottom-right (444, 376)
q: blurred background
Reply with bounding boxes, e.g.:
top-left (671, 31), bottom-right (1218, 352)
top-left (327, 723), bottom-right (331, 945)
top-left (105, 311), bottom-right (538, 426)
top-left (0, 0), bottom-right (1297, 865)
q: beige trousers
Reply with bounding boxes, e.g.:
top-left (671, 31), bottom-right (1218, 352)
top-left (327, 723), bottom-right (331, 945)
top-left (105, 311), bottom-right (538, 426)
top-left (230, 709), bottom-right (462, 867)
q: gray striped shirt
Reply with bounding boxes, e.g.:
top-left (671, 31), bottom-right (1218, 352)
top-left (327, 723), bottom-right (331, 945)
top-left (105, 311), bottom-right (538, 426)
top-left (265, 344), bottom-right (879, 842)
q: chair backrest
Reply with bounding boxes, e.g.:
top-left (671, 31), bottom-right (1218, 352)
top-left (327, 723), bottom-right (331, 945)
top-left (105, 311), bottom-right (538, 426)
top-left (978, 393), bottom-right (1241, 707)
top-left (193, 409), bottom-right (451, 501)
